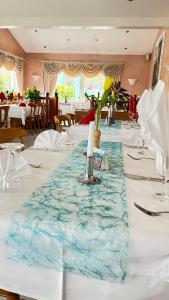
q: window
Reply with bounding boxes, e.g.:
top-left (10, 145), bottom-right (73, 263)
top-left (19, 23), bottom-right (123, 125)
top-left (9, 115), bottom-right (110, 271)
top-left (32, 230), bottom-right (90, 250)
top-left (0, 66), bottom-right (18, 93)
top-left (55, 72), bottom-right (104, 101)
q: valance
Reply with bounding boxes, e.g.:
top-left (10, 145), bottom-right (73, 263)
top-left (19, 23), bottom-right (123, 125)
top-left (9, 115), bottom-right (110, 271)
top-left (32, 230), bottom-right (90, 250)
top-left (0, 51), bottom-right (24, 72)
top-left (42, 61), bottom-right (124, 80)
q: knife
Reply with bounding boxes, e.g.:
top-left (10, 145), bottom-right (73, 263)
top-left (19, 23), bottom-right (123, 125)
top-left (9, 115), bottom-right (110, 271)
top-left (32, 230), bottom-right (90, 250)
top-left (124, 173), bottom-right (168, 182)
top-left (28, 147), bottom-right (64, 152)
top-left (123, 144), bottom-right (147, 149)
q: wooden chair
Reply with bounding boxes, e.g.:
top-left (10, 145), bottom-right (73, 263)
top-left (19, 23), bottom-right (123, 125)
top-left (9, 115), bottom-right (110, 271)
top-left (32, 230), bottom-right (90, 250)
top-left (0, 289), bottom-right (20, 299)
top-left (0, 106), bottom-right (10, 128)
top-left (67, 113), bottom-right (76, 125)
top-left (54, 116), bottom-right (61, 133)
top-left (0, 128), bottom-right (26, 145)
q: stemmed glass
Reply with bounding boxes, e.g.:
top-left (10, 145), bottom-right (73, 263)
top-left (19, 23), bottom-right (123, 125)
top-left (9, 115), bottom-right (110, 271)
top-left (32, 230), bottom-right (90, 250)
top-left (153, 157), bottom-right (169, 201)
top-left (0, 143), bottom-right (23, 193)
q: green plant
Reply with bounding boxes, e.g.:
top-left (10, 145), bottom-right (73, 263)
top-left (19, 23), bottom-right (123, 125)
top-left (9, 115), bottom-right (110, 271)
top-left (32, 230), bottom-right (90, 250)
top-left (85, 78), bottom-right (129, 130)
top-left (25, 86), bottom-right (40, 102)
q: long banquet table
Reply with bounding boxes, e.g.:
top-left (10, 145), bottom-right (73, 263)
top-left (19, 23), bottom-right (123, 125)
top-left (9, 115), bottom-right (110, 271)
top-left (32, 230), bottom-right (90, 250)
top-left (1, 123), bottom-right (169, 300)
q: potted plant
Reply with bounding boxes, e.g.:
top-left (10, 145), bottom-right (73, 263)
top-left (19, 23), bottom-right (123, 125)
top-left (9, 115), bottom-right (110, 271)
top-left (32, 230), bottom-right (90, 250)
top-left (25, 86), bottom-right (41, 102)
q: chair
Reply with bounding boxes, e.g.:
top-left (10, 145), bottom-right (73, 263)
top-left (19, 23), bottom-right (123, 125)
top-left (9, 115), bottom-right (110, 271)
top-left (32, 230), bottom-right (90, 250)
top-left (0, 289), bottom-right (20, 299)
top-left (67, 113), bottom-right (76, 125)
top-left (0, 128), bottom-right (26, 145)
top-left (0, 106), bottom-right (10, 128)
top-left (54, 116), bottom-right (61, 133)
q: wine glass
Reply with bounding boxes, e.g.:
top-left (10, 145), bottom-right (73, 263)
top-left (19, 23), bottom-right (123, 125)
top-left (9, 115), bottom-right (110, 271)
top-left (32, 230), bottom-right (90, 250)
top-left (0, 143), bottom-right (23, 193)
top-left (153, 156), bottom-right (169, 201)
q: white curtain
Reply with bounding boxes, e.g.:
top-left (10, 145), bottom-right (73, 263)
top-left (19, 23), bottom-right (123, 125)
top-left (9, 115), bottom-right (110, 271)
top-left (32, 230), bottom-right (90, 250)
top-left (15, 69), bottom-right (23, 93)
top-left (43, 71), bottom-right (58, 95)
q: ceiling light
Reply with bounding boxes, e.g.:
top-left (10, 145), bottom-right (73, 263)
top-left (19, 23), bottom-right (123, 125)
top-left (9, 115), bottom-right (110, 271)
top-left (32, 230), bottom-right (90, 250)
top-left (86, 26), bottom-right (114, 30)
top-left (57, 26), bottom-right (82, 30)
top-left (0, 26), bottom-right (17, 29)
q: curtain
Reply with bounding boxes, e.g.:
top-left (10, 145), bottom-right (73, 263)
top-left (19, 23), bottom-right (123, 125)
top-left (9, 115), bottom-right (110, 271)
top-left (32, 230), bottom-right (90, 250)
top-left (43, 70), bottom-right (58, 95)
top-left (0, 51), bottom-right (24, 92)
top-left (15, 69), bottom-right (24, 93)
top-left (42, 61), bottom-right (124, 80)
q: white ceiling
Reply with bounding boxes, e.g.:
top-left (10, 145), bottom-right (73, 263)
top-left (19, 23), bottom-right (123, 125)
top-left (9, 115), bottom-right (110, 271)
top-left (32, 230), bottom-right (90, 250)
top-left (10, 28), bottom-right (158, 55)
top-left (0, 0), bottom-right (169, 28)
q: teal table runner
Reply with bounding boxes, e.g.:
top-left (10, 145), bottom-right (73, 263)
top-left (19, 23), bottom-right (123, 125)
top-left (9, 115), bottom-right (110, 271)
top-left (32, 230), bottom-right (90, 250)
top-left (100, 120), bottom-right (121, 135)
top-left (7, 141), bottom-right (128, 284)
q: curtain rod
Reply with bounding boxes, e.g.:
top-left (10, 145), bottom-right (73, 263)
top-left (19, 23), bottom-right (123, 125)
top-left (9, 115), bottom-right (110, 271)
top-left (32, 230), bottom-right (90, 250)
top-left (0, 49), bottom-right (25, 60)
top-left (40, 60), bottom-right (124, 65)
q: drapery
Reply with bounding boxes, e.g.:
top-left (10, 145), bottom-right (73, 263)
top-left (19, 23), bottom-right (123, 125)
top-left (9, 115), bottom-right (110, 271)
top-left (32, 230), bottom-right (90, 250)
top-left (0, 51), bottom-right (24, 72)
top-left (42, 61), bottom-right (124, 92)
top-left (43, 71), bottom-right (58, 95)
top-left (0, 51), bottom-right (24, 92)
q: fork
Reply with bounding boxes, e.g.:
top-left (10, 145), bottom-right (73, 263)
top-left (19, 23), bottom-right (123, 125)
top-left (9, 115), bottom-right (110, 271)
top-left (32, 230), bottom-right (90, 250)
top-left (134, 202), bottom-right (169, 216)
top-left (127, 153), bottom-right (154, 161)
top-left (29, 163), bottom-right (42, 168)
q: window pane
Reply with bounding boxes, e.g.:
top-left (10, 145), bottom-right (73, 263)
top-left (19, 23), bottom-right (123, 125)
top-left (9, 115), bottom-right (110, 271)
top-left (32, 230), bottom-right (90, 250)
top-left (55, 71), bottom-right (104, 101)
top-left (0, 66), bottom-right (18, 93)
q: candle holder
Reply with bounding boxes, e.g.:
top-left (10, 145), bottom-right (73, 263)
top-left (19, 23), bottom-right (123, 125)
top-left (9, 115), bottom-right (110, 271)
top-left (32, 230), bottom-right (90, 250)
top-left (78, 156), bottom-right (101, 185)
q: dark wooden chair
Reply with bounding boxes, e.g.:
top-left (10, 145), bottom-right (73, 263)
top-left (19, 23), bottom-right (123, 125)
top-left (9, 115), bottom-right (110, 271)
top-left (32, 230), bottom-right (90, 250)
top-left (0, 289), bottom-right (20, 299)
top-left (0, 106), bottom-right (10, 128)
top-left (0, 128), bottom-right (26, 146)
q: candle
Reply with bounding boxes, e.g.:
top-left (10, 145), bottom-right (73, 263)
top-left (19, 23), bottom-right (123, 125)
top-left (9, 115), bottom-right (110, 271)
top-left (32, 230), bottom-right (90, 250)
top-left (87, 121), bottom-right (95, 157)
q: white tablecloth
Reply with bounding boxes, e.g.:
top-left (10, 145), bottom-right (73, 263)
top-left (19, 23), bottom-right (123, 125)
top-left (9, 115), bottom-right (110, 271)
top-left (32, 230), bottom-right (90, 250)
top-left (8, 105), bottom-right (31, 125)
top-left (1, 125), bottom-right (169, 300)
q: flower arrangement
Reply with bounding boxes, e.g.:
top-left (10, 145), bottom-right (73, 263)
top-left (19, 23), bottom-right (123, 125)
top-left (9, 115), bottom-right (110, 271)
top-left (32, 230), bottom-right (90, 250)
top-left (24, 86), bottom-right (40, 102)
top-left (85, 78), bottom-right (129, 130)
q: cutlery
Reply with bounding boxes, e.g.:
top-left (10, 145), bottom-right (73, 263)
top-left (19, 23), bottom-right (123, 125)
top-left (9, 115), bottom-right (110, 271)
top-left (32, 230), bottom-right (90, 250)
top-left (134, 202), bottom-right (169, 216)
top-left (124, 172), bottom-right (169, 182)
top-left (124, 144), bottom-right (147, 149)
top-left (28, 146), bottom-right (64, 152)
top-left (127, 153), bottom-right (154, 160)
top-left (29, 163), bottom-right (43, 168)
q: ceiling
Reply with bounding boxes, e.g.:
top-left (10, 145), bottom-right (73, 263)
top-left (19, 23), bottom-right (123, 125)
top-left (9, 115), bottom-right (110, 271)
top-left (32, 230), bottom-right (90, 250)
top-left (0, 0), bottom-right (169, 28)
top-left (10, 28), bottom-right (158, 55)
top-left (1, 0), bottom-right (167, 55)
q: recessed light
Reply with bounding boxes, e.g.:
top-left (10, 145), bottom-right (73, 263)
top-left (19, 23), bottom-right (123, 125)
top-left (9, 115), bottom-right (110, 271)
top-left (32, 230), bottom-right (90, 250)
top-left (44, 45), bottom-right (47, 49)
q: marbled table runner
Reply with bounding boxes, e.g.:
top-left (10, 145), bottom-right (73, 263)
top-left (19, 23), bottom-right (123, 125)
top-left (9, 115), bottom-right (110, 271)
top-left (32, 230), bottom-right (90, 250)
top-left (7, 140), bottom-right (128, 284)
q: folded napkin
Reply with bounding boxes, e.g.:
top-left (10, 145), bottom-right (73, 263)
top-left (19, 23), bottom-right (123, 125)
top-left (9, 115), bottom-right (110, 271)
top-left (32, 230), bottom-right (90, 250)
top-left (0, 148), bottom-right (31, 178)
top-left (146, 80), bottom-right (169, 175)
top-left (137, 89), bottom-right (152, 141)
top-left (34, 129), bottom-right (68, 149)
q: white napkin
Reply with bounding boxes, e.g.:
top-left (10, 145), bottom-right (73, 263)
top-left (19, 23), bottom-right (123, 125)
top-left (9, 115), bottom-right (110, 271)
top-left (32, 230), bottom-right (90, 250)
top-left (0, 148), bottom-right (32, 178)
top-left (146, 80), bottom-right (169, 175)
top-left (137, 89), bottom-right (153, 141)
top-left (34, 129), bottom-right (68, 149)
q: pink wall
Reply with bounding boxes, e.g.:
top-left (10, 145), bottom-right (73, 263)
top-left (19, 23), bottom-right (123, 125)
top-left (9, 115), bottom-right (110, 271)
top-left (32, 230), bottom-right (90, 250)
top-left (25, 53), bottom-right (151, 96)
top-left (0, 29), bottom-right (25, 58)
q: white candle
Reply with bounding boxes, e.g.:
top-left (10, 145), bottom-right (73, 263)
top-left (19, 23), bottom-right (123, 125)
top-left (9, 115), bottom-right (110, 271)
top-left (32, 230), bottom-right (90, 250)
top-left (87, 121), bottom-right (95, 157)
